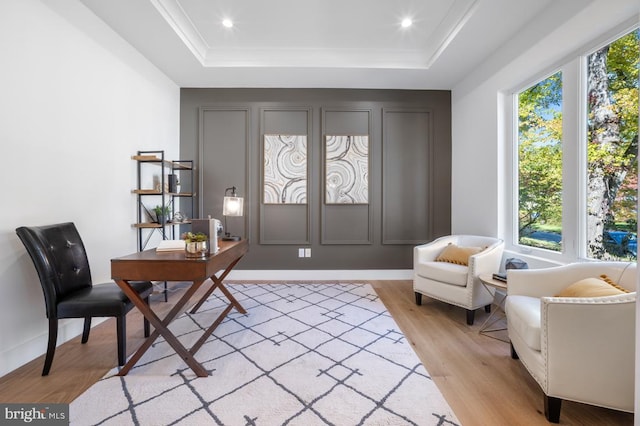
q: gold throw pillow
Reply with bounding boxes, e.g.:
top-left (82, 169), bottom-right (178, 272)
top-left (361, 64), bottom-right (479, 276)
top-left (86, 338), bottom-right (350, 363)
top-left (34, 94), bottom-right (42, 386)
top-left (435, 243), bottom-right (483, 266)
top-left (555, 276), bottom-right (628, 298)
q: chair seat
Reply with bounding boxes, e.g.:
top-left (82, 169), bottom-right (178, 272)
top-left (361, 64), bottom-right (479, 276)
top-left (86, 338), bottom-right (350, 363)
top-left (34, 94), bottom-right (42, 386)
top-left (505, 295), bottom-right (541, 351)
top-left (57, 281), bottom-right (153, 318)
top-left (415, 261), bottom-right (468, 287)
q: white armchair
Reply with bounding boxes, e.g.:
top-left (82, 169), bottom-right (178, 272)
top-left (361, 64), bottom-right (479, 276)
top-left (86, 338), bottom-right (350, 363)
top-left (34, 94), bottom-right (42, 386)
top-left (506, 262), bottom-right (636, 423)
top-left (413, 235), bottom-right (504, 325)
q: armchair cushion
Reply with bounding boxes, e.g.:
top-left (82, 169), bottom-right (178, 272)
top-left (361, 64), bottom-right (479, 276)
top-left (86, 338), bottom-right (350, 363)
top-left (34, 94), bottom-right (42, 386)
top-left (505, 295), bottom-right (542, 351)
top-left (435, 243), bottom-right (484, 266)
top-left (555, 276), bottom-right (628, 298)
top-left (415, 261), bottom-right (468, 287)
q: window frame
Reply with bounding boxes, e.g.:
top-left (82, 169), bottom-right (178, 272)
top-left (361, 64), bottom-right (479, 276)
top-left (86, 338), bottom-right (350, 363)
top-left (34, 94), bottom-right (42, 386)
top-left (506, 21), bottom-right (639, 263)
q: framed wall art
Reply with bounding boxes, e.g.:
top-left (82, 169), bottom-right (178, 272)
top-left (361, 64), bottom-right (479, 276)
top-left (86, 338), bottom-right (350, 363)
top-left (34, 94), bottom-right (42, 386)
top-left (325, 135), bottom-right (369, 204)
top-left (263, 134), bottom-right (307, 204)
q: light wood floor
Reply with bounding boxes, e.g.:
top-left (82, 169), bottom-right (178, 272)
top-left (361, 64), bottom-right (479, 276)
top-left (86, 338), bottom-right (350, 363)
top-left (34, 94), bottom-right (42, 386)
top-left (0, 280), bottom-right (633, 425)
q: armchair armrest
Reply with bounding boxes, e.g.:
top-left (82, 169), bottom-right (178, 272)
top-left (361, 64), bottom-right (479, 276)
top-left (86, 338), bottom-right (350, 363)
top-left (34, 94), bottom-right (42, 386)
top-left (469, 241), bottom-right (504, 276)
top-left (541, 293), bottom-right (636, 409)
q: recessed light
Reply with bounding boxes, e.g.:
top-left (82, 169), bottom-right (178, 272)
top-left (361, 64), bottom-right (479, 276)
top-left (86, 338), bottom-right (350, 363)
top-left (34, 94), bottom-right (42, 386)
top-left (401, 18), bottom-right (412, 28)
top-left (222, 19), bottom-right (233, 28)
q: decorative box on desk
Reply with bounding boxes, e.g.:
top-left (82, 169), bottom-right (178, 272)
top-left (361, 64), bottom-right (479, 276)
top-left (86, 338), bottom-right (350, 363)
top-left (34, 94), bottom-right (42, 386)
top-left (191, 217), bottom-right (221, 254)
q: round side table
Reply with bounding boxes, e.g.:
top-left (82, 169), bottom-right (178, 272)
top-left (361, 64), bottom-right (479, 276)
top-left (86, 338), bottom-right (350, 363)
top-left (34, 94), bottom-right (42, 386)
top-left (478, 273), bottom-right (509, 342)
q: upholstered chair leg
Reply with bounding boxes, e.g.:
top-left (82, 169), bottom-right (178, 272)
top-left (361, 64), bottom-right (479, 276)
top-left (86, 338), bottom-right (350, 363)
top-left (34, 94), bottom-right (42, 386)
top-left (544, 395), bottom-right (562, 423)
top-left (414, 292), bottom-right (422, 306)
top-left (510, 343), bottom-right (519, 359)
top-left (116, 315), bottom-right (126, 366)
top-left (143, 296), bottom-right (150, 337)
top-left (81, 317), bottom-right (91, 343)
top-left (484, 304), bottom-right (491, 313)
top-left (466, 309), bottom-right (475, 325)
top-left (43, 318), bottom-right (58, 376)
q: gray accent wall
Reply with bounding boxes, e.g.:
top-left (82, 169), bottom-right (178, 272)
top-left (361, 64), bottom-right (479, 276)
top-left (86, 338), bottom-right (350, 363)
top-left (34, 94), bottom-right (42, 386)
top-left (180, 89), bottom-right (451, 269)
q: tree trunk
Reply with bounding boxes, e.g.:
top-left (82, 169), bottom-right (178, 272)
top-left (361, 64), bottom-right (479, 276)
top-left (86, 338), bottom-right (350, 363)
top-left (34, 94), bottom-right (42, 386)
top-left (586, 47), bottom-right (627, 258)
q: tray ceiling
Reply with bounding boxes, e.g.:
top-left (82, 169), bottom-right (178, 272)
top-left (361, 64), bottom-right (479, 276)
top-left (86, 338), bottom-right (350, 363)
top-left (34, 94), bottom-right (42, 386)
top-left (77, 0), bottom-right (584, 88)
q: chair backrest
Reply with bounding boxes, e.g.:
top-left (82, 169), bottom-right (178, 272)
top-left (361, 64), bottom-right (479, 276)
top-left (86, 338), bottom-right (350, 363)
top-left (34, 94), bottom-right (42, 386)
top-left (453, 235), bottom-right (503, 250)
top-left (612, 262), bottom-right (636, 292)
top-left (555, 261), bottom-right (636, 292)
top-left (16, 222), bottom-right (93, 318)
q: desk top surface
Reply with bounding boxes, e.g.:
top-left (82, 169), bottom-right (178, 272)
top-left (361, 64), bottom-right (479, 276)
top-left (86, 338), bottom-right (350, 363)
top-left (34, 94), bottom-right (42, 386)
top-left (111, 239), bottom-right (248, 281)
top-left (113, 238), bottom-right (246, 261)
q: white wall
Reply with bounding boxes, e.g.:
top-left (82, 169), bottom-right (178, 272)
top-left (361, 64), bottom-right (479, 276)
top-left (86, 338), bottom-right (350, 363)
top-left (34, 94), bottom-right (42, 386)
top-left (0, 0), bottom-right (180, 376)
top-left (452, 1), bottom-right (638, 266)
top-left (452, 0), bottom-right (637, 238)
top-left (451, 0), bottom-right (639, 420)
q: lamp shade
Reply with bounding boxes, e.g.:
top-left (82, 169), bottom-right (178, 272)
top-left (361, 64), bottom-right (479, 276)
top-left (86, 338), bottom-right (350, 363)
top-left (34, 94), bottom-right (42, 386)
top-left (223, 196), bottom-right (244, 217)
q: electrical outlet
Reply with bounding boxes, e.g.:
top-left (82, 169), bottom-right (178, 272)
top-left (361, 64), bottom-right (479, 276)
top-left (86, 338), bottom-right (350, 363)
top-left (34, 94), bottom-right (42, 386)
top-left (298, 248), bottom-right (305, 258)
top-left (305, 248), bottom-right (311, 257)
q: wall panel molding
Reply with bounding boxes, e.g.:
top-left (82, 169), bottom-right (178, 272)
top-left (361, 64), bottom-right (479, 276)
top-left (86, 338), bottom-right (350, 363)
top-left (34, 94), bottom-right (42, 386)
top-left (320, 108), bottom-right (373, 244)
top-left (198, 106), bottom-right (251, 239)
top-left (382, 108), bottom-right (433, 244)
top-left (259, 106), bottom-right (312, 244)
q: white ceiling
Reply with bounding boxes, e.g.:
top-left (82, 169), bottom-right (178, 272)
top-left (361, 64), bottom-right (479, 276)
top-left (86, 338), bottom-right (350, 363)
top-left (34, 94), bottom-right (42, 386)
top-left (78, 0), bottom-right (568, 89)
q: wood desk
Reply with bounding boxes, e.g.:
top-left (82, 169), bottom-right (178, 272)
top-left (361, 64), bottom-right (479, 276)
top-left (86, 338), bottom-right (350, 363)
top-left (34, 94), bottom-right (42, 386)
top-left (111, 238), bottom-right (248, 377)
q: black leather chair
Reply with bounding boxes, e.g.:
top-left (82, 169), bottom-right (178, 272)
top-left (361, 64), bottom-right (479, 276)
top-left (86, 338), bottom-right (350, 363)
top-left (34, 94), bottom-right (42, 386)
top-left (16, 222), bottom-right (152, 375)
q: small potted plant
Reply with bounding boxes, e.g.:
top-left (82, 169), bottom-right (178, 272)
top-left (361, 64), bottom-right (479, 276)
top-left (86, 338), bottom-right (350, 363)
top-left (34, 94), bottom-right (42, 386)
top-left (182, 231), bottom-right (208, 258)
top-left (153, 205), bottom-right (172, 224)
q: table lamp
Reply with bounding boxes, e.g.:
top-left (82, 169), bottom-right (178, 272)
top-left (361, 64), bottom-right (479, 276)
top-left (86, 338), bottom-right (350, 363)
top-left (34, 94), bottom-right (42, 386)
top-left (222, 186), bottom-right (244, 241)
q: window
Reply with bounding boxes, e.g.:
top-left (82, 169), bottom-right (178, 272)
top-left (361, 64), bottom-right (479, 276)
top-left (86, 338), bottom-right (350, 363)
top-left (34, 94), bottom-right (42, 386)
top-left (517, 72), bottom-right (563, 252)
top-left (586, 30), bottom-right (638, 260)
top-left (512, 27), bottom-right (639, 261)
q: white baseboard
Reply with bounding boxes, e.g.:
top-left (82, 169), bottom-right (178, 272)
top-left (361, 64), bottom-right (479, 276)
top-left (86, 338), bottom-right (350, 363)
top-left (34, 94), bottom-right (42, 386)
top-left (225, 269), bottom-right (414, 281)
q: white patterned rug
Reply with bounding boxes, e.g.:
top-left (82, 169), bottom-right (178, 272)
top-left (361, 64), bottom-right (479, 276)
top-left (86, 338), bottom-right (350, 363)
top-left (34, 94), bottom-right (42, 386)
top-left (70, 283), bottom-right (459, 425)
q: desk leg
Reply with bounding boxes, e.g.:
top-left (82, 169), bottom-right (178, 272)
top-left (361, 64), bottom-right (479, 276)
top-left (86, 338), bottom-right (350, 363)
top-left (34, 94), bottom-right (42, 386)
top-left (190, 303), bottom-right (234, 355)
top-left (216, 279), bottom-right (246, 314)
top-left (187, 274), bottom-right (247, 355)
top-left (116, 279), bottom-right (209, 377)
top-left (186, 257), bottom-right (247, 355)
top-left (190, 255), bottom-right (245, 314)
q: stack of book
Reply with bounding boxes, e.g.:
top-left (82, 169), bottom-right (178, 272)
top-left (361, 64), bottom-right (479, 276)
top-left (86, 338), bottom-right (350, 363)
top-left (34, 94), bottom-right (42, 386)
top-left (492, 272), bottom-right (507, 282)
top-left (155, 240), bottom-right (185, 252)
